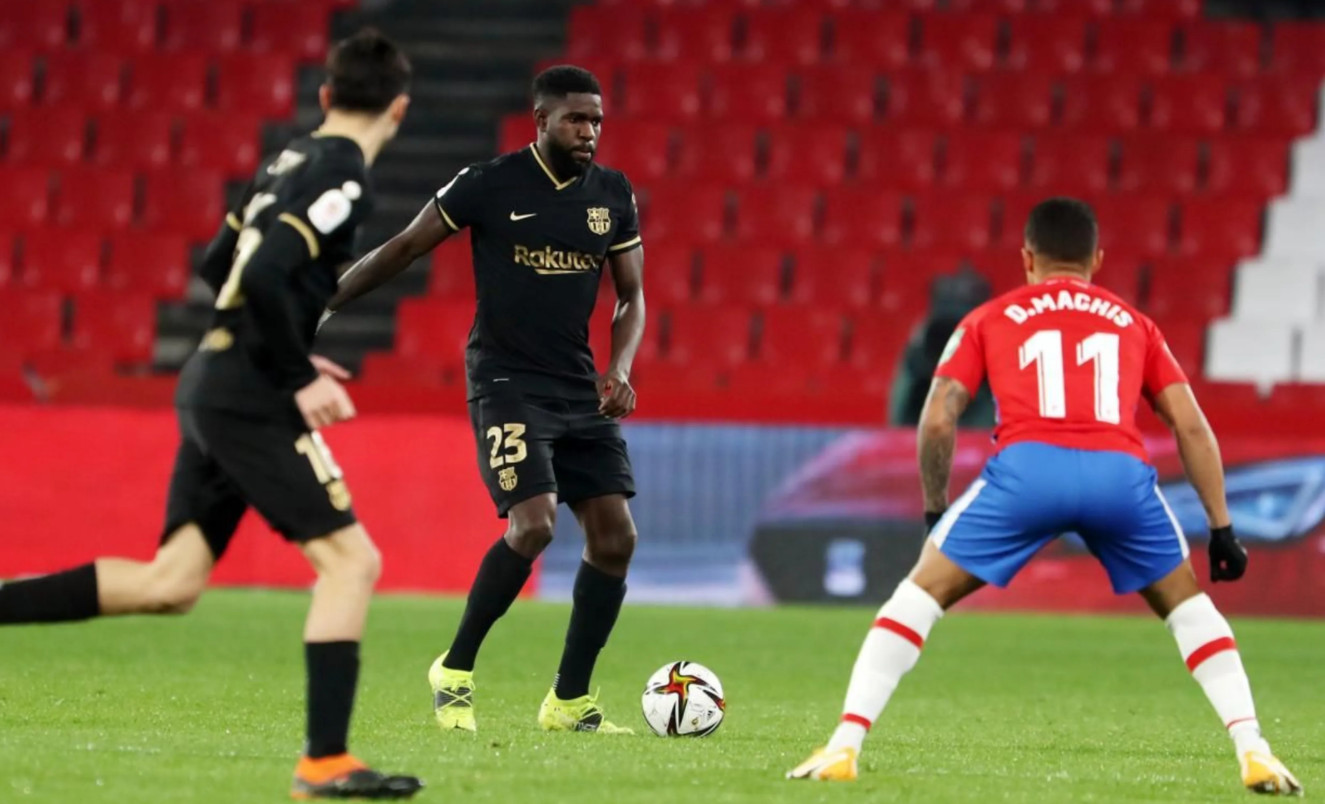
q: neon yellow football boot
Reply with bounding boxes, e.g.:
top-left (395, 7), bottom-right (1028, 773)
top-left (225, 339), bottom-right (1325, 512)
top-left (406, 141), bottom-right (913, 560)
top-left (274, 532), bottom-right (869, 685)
top-left (1241, 749), bottom-right (1303, 795)
top-left (427, 652), bottom-right (477, 733)
top-left (786, 746), bottom-right (859, 781)
top-left (537, 688), bottom-right (633, 734)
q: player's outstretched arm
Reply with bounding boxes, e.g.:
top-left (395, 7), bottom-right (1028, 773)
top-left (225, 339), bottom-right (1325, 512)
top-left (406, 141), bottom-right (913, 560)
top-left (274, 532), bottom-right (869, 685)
top-left (917, 377), bottom-right (971, 518)
top-left (598, 246), bottom-right (645, 418)
top-left (1152, 384), bottom-right (1231, 529)
top-left (327, 200), bottom-right (451, 313)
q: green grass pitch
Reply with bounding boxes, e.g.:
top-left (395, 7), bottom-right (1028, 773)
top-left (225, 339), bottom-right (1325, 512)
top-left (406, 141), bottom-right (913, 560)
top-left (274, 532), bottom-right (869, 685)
top-left (1, 591), bottom-right (1321, 803)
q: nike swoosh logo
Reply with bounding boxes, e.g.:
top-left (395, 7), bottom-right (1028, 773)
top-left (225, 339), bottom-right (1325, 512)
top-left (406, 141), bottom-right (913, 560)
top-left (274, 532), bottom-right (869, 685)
top-left (509, 212), bottom-right (537, 221)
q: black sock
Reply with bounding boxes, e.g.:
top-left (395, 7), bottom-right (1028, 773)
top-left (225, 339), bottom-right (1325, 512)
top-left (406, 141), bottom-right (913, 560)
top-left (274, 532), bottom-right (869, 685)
top-left (305, 640), bottom-right (359, 759)
top-left (554, 561), bottom-right (626, 700)
top-left (444, 537), bottom-right (533, 672)
top-left (0, 563), bottom-right (100, 625)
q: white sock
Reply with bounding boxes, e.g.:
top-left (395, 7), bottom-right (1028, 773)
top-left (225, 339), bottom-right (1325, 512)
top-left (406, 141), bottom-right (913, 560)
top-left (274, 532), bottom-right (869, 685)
top-left (1165, 594), bottom-right (1267, 756)
top-left (826, 579), bottom-right (944, 754)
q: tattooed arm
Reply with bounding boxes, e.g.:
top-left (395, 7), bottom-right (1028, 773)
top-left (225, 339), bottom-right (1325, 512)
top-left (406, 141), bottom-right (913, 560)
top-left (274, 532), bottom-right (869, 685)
top-left (917, 376), bottom-right (972, 515)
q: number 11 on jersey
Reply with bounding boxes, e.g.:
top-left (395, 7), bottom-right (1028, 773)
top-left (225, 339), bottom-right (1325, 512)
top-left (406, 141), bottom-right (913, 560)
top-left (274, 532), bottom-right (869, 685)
top-left (1019, 330), bottom-right (1121, 424)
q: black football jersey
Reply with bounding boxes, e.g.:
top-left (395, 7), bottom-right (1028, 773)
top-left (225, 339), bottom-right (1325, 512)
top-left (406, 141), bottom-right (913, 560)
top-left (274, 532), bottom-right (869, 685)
top-left (434, 144), bottom-right (642, 401)
top-left (176, 134), bottom-right (373, 415)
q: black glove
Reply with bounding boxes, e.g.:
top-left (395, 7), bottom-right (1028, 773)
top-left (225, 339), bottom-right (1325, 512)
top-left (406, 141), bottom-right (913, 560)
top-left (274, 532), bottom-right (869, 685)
top-left (1208, 525), bottom-right (1248, 583)
top-left (924, 510), bottom-right (946, 534)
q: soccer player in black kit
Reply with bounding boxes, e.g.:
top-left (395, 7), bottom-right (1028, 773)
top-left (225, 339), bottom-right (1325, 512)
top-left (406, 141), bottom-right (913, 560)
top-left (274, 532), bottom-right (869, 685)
top-left (0, 30), bottom-right (422, 799)
top-left (324, 66), bottom-right (645, 734)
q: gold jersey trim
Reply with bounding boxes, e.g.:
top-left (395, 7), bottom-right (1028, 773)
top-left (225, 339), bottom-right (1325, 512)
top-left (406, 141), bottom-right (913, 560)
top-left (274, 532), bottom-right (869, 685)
top-left (225, 212), bottom-right (242, 231)
top-left (529, 144), bottom-right (576, 191)
top-left (607, 236), bottom-right (642, 253)
top-left (435, 198), bottom-right (461, 232)
top-left (278, 213), bottom-right (321, 259)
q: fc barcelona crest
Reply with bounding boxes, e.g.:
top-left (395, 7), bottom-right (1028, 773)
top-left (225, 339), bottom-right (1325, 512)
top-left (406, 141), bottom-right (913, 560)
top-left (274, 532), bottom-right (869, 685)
top-left (587, 207), bottom-right (611, 236)
top-left (498, 467), bottom-right (519, 492)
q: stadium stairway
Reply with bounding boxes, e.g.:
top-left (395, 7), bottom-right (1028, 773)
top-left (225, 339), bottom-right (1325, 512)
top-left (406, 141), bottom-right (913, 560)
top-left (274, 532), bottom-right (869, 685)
top-left (155, 0), bottom-right (583, 374)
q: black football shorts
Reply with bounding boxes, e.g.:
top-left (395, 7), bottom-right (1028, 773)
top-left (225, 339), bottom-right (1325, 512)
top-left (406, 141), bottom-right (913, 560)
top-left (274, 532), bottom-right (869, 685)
top-left (161, 406), bottom-right (358, 557)
top-left (468, 392), bottom-right (636, 517)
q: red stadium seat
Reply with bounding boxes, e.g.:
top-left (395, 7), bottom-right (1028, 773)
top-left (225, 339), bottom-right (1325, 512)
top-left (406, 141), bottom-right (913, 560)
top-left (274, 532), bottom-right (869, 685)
top-left (675, 124), bottom-right (758, 184)
top-left (942, 131), bottom-right (1023, 192)
top-left (994, 192), bottom-right (1039, 249)
top-left (1027, 133), bottom-right (1112, 196)
top-left (429, 233), bottom-right (475, 300)
top-left (1060, 74), bottom-right (1143, 132)
top-left (105, 232), bottom-right (190, 298)
top-left (162, 1), bottom-right (242, 54)
top-left (93, 111), bottom-right (173, 171)
top-left (1176, 198), bottom-right (1263, 261)
top-left (971, 72), bottom-right (1054, 129)
top-left (1148, 75), bottom-right (1228, 135)
top-left (1158, 320), bottom-right (1204, 377)
top-left (596, 120), bottom-right (672, 183)
top-left (758, 308), bottom-right (843, 365)
top-left (876, 251), bottom-right (955, 317)
top-left (1118, 0), bottom-right (1203, 19)
top-left (1094, 195), bottom-right (1174, 257)
top-left (916, 14), bottom-right (998, 73)
top-left (697, 244), bottom-right (784, 306)
top-left (654, 7), bottom-right (735, 63)
top-left (742, 8), bottom-right (825, 66)
top-left (1095, 252), bottom-right (1144, 303)
top-left (1204, 136), bottom-right (1290, 199)
top-left (394, 300), bottom-right (472, 365)
top-left (71, 291), bottom-right (156, 362)
top-left (1145, 257), bottom-right (1229, 322)
top-left (886, 71), bottom-right (967, 127)
top-left (0, 289), bottom-right (63, 352)
top-left (1116, 136), bottom-right (1201, 194)
top-left (732, 185), bottom-right (818, 246)
top-left (948, 0), bottom-right (1031, 10)
top-left (359, 353), bottom-right (451, 388)
top-left (41, 51), bottom-right (123, 111)
top-left (765, 125), bottom-right (849, 185)
top-left (0, 51), bottom-right (35, 111)
top-left (795, 65), bottom-right (878, 126)
top-left (641, 244), bottom-right (694, 306)
top-left (1269, 23), bottom-right (1325, 78)
top-left (643, 182), bottom-right (727, 244)
top-left (178, 112), bottom-right (261, 178)
top-left (566, 6), bottom-right (647, 63)
top-left (1179, 22), bottom-right (1262, 77)
top-left (75, 0), bottom-right (158, 52)
top-left (0, 167), bottom-right (52, 228)
top-left (828, 11), bottom-right (911, 69)
top-left (821, 188), bottom-right (903, 248)
top-left (723, 362), bottom-right (814, 397)
top-left (216, 54), bottom-right (296, 119)
top-left (791, 247), bottom-right (875, 308)
top-left (6, 107), bottom-right (87, 166)
top-left (0, 3), bottom-right (70, 51)
top-left (708, 64), bottom-right (788, 122)
top-left (251, 3), bottom-right (330, 63)
top-left (53, 167), bottom-right (135, 231)
top-left (1233, 77), bottom-right (1319, 136)
top-left (1093, 20), bottom-right (1175, 76)
top-left (846, 315), bottom-right (912, 382)
top-left (620, 62), bottom-right (701, 121)
top-left (666, 305), bottom-right (752, 367)
top-left (911, 193), bottom-right (994, 252)
top-left (19, 228), bottom-right (102, 293)
top-left (1007, 17), bottom-right (1088, 75)
top-left (141, 170), bottom-right (225, 241)
top-left (0, 232), bottom-right (13, 286)
top-left (126, 54), bottom-right (208, 113)
top-left (498, 113), bottom-right (530, 154)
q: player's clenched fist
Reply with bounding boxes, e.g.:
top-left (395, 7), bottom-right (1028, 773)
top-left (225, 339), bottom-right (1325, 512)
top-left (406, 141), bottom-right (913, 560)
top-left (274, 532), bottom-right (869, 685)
top-left (295, 374), bottom-right (357, 430)
top-left (597, 369), bottom-right (636, 419)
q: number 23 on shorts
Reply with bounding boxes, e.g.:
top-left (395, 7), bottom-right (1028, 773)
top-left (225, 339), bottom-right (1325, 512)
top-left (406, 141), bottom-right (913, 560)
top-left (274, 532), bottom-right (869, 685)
top-left (486, 423), bottom-right (527, 493)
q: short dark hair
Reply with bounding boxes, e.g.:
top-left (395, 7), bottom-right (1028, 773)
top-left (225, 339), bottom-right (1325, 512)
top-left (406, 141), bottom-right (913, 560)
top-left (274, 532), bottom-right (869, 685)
top-left (325, 28), bottom-right (411, 114)
top-left (1024, 198), bottom-right (1099, 264)
top-left (532, 65), bottom-right (602, 104)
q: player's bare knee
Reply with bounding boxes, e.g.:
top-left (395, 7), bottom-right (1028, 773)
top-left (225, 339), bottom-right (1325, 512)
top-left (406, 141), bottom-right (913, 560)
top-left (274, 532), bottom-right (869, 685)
top-left (505, 496), bottom-right (558, 557)
top-left (586, 525), bottom-right (636, 573)
top-left (142, 572), bottom-right (205, 615)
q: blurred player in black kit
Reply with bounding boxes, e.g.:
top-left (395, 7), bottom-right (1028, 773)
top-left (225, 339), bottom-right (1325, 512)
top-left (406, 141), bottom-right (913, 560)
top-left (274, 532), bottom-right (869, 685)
top-left (0, 29), bottom-right (423, 800)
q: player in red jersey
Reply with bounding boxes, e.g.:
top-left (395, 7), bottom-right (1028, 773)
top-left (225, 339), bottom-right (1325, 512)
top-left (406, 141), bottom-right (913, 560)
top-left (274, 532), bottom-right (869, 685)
top-left (789, 199), bottom-right (1301, 795)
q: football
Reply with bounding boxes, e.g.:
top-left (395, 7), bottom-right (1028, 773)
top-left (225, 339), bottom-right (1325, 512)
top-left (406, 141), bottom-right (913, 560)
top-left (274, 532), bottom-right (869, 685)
top-left (640, 661), bottom-right (726, 737)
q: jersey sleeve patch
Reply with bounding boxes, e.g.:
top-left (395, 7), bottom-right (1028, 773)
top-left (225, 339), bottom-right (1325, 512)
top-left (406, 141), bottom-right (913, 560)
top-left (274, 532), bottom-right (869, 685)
top-left (307, 188), bottom-right (354, 235)
top-left (938, 328), bottom-right (965, 366)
